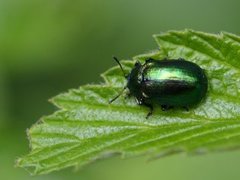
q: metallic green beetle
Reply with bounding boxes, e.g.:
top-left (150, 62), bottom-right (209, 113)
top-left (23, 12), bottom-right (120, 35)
top-left (110, 57), bottom-right (208, 118)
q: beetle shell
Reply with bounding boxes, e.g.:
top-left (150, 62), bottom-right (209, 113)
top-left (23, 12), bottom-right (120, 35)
top-left (127, 59), bottom-right (208, 107)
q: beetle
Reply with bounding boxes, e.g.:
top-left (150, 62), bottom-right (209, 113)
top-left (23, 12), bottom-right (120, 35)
top-left (109, 57), bottom-right (208, 118)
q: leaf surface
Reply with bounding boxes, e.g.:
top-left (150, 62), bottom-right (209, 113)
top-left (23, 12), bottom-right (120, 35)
top-left (17, 30), bottom-right (240, 175)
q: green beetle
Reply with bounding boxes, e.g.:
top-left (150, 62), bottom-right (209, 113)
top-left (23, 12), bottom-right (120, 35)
top-left (110, 57), bottom-right (208, 118)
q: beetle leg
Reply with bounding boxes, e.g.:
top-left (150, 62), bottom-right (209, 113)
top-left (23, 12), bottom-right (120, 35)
top-left (161, 105), bottom-right (167, 111)
top-left (183, 106), bottom-right (189, 111)
top-left (143, 102), bottom-right (153, 119)
top-left (135, 97), bottom-right (143, 105)
top-left (161, 105), bottom-right (173, 111)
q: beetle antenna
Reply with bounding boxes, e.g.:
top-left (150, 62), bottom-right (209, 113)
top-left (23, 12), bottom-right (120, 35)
top-left (109, 86), bottom-right (127, 104)
top-left (113, 56), bottom-right (127, 78)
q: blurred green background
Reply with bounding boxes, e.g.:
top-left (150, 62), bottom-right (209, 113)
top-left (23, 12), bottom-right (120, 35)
top-left (1, 0), bottom-right (240, 179)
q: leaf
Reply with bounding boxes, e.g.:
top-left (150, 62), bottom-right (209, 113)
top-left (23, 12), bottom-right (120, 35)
top-left (17, 30), bottom-right (240, 175)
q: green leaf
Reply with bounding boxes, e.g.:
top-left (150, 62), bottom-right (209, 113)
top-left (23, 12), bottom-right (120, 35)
top-left (17, 30), bottom-right (240, 175)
